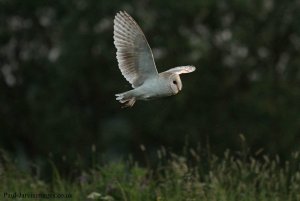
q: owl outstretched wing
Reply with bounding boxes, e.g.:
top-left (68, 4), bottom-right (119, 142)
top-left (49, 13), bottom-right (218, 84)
top-left (114, 11), bottom-right (158, 88)
top-left (165, 66), bottom-right (196, 74)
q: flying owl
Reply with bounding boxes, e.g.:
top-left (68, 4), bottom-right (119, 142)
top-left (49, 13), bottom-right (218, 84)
top-left (114, 11), bottom-right (196, 107)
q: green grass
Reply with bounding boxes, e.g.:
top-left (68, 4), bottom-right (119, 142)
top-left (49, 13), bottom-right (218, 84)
top-left (1, 148), bottom-right (300, 201)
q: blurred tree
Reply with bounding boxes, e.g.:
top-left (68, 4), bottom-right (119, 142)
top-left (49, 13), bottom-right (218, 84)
top-left (0, 0), bottom-right (300, 172)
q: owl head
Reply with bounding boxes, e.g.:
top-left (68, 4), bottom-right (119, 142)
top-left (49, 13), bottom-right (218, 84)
top-left (169, 74), bottom-right (182, 94)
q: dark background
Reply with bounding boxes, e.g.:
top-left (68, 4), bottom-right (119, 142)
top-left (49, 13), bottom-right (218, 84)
top-left (1, 0), bottom-right (300, 174)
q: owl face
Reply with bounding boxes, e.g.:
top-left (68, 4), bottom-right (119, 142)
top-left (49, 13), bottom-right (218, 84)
top-left (169, 74), bottom-right (182, 94)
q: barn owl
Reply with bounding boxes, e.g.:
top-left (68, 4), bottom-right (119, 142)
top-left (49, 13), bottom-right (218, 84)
top-left (114, 11), bottom-right (196, 107)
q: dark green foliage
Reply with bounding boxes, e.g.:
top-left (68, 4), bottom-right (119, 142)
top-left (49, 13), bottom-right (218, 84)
top-left (0, 0), bottom-right (300, 170)
top-left (1, 148), bottom-right (300, 201)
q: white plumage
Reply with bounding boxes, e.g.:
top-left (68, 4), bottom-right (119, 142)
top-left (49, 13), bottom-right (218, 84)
top-left (114, 11), bottom-right (196, 107)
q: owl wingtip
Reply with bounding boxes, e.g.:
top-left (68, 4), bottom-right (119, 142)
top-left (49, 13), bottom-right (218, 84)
top-left (186, 65), bottom-right (196, 72)
top-left (188, 65), bottom-right (196, 68)
top-left (116, 10), bottom-right (128, 16)
top-left (184, 65), bottom-right (196, 73)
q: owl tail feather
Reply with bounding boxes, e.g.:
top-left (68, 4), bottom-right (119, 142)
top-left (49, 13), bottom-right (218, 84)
top-left (115, 93), bottom-right (136, 108)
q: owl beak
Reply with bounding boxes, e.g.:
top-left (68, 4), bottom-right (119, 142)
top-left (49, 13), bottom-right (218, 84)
top-left (178, 82), bottom-right (182, 91)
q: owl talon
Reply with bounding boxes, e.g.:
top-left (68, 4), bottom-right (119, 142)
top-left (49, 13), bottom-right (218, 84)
top-left (121, 98), bottom-right (136, 108)
top-left (115, 93), bottom-right (135, 108)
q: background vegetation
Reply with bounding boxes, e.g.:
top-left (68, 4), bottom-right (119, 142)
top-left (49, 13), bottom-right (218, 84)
top-left (1, 147), bottom-right (300, 200)
top-left (1, 0), bottom-right (300, 187)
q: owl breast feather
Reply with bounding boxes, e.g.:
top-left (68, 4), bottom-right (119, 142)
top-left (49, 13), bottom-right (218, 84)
top-left (134, 77), bottom-right (173, 100)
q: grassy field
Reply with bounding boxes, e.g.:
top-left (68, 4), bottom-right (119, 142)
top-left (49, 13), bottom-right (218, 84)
top-left (1, 146), bottom-right (300, 201)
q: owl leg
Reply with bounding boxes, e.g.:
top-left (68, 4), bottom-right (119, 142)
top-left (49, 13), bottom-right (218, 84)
top-left (121, 98), bottom-right (136, 108)
top-left (115, 92), bottom-right (136, 108)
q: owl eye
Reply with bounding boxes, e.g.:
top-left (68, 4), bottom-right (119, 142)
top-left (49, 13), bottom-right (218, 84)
top-left (173, 80), bottom-right (177, 85)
